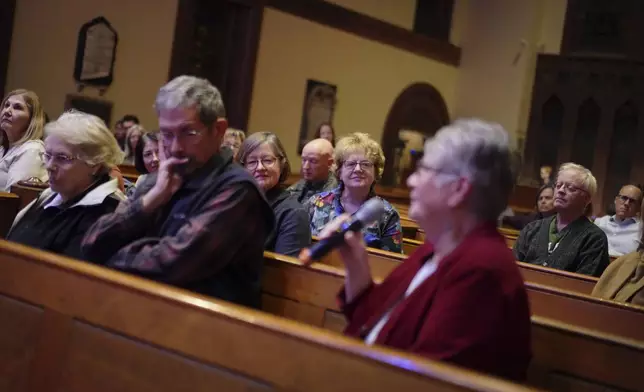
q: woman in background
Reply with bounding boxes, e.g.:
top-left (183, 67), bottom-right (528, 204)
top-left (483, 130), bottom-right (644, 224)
top-left (0, 89), bottom-right (47, 191)
top-left (221, 128), bottom-right (245, 161)
top-left (8, 111), bottom-right (125, 259)
top-left (123, 124), bottom-right (144, 164)
top-left (238, 132), bottom-right (311, 256)
top-left (502, 184), bottom-right (555, 230)
top-left (125, 132), bottom-right (160, 197)
top-left (307, 132), bottom-right (402, 253)
top-left (315, 122), bottom-right (335, 147)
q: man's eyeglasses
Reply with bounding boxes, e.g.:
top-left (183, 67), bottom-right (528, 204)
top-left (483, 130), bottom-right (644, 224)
top-left (554, 181), bottom-right (587, 194)
top-left (40, 152), bottom-right (77, 165)
top-left (244, 156), bottom-right (279, 170)
top-left (415, 162), bottom-right (460, 177)
top-left (160, 129), bottom-right (202, 144)
top-left (343, 160), bottom-right (374, 171)
top-left (617, 194), bottom-right (639, 205)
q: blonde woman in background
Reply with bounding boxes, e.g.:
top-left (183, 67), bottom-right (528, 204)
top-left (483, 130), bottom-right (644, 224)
top-left (0, 89), bottom-right (47, 190)
top-left (221, 128), bottom-right (245, 161)
top-left (307, 132), bottom-right (402, 253)
top-left (123, 124), bottom-right (145, 164)
top-left (7, 111), bottom-right (125, 259)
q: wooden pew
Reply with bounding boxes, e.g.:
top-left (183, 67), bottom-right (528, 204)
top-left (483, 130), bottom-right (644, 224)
top-left (310, 242), bottom-right (644, 341)
top-left (117, 164), bottom-right (140, 181)
top-left (261, 252), bottom-right (644, 392)
top-left (10, 182), bottom-right (46, 209)
top-left (315, 236), bottom-right (598, 296)
top-left (0, 240), bottom-right (534, 392)
top-left (0, 192), bottom-right (19, 237)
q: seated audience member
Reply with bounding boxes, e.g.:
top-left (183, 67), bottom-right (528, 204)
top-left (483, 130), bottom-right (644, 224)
top-left (221, 128), bottom-right (245, 161)
top-left (503, 184), bottom-right (556, 230)
top-left (122, 124), bottom-right (144, 164)
top-left (113, 120), bottom-right (127, 150)
top-left (238, 132), bottom-right (311, 256)
top-left (307, 133), bottom-right (402, 253)
top-left (7, 111), bottom-right (125, 259)
top-left (313, 119), bottom-right (531, 381)
top-left (0, 89), bottom-right (47, 191)
top-left (594, 185), bottom-right (642, 257)
top-left (514, 163), bottom-right (609, 277)
top-left (315, 122), bottom-right (336, 147)
top-left (121, 114), bottom-right (140, 129)
top-left (592, 209), bottom-right (644, 306)
top-left (287, 138), bottom-right (337, 203)
top-left (540, 165), bottom-right (553, 185)
top-left (125, 131), bottom-right (160, 198)
top-left (81, 76), bottom-right (274, 308)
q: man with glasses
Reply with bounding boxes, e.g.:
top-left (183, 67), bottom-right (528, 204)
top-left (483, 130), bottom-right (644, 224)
top-left (594, 184), bottom-right (642, 257)
top-left (82, 76), bottom-right (275, 308)
top-left (514, 163), bottom-right (609, 276)
top-left (287, 138), bottom-right (337, 203)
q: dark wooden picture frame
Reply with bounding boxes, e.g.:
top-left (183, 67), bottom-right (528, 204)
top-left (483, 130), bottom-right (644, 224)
top-left (73, 16), bottom-right (118, 87)
top-left (297, 79), bottom-right (337, 154)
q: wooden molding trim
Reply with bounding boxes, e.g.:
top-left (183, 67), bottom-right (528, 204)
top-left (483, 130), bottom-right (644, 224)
top-left (266, 0), bottom-right (461, 66)
top-left (0, 0), bottom-right (16, 96)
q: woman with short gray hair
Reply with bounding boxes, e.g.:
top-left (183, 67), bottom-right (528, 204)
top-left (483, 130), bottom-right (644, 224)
top-left (7, 110), bottom-right (125, 260)
top-left (312, 119), bottom-right (531, 381)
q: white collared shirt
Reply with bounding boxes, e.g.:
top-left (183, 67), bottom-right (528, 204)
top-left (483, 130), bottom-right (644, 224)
top-left (594, 215), bottom-right (641, 257)
top-left (0, 140), bottom-right (47, 191)
top-left (11, 178), bottom-right (125, 228)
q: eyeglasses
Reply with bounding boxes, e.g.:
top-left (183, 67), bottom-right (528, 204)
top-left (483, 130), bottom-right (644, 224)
top-left (343, 160), bottom-right (374, 171)
top-left (40, 152), bottom-right (77, 165)
top-left (415, 162), bottom-right (460, 177)
top-left (159, 129), bottom-right (202, 144)
top-left (554, 181), bottom-right (587, 194)
top-left (617, 194), bottom-right (639, 205)
top-left (244, 156), bottom-right (279, 170)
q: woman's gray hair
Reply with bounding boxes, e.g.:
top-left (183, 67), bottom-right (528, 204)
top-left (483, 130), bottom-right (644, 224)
top-left (45, 110), bottom-right (124, 172)
top-left (155, 75), bottom-right (226, 128)
top-left (429, 118), bottom-right (517, 221)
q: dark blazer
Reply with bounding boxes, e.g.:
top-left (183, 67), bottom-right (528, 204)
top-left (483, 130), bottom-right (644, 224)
top-left (340, 224), bottom-right (532, 381)
top-left (265, 187), bottom-right (311, 257)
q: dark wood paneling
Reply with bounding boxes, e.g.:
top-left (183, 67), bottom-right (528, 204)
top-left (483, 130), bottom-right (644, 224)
top-left (413, 0), bottom-right (454, 42)
top-left (0, 0), bottom-right (16, 97)
top-left (523, 54), bottom-right (644, 213)
top-left (168, 0), bottom-right (264, 130)
top-left (267, 0), bottom-right (461, 66)
top-left (0, 294), bottom-right (42, 392)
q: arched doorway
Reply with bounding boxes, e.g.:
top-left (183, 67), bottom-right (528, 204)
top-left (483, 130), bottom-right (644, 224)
top-left (380, 82), bottom-right (450, 186)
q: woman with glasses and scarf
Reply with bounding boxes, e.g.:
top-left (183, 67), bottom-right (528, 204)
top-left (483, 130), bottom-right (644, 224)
top-left (306, 132), bottom-right (402, 253)
top-left (238, 132), bottom-right (311, 257)
top-left (7, 111), bottom-right (125, 259)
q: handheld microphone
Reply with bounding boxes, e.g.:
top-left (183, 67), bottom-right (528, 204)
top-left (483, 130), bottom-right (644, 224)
top-left (299, 198), bottom-right (386, 264)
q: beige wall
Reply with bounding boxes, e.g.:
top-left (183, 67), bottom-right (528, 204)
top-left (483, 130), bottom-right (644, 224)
top-left (453, 0), bottom-right (567, 147)
top-left (248, 8), bottom-right (459, 171)
top-left (324, 0), bottom-right (417, 30)
top-left (6, 0), bottom-right (178, 129)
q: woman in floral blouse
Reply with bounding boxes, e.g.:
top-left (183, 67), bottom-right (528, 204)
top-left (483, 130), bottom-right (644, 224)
top-left (306, 132), bottom-right (402, 253)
